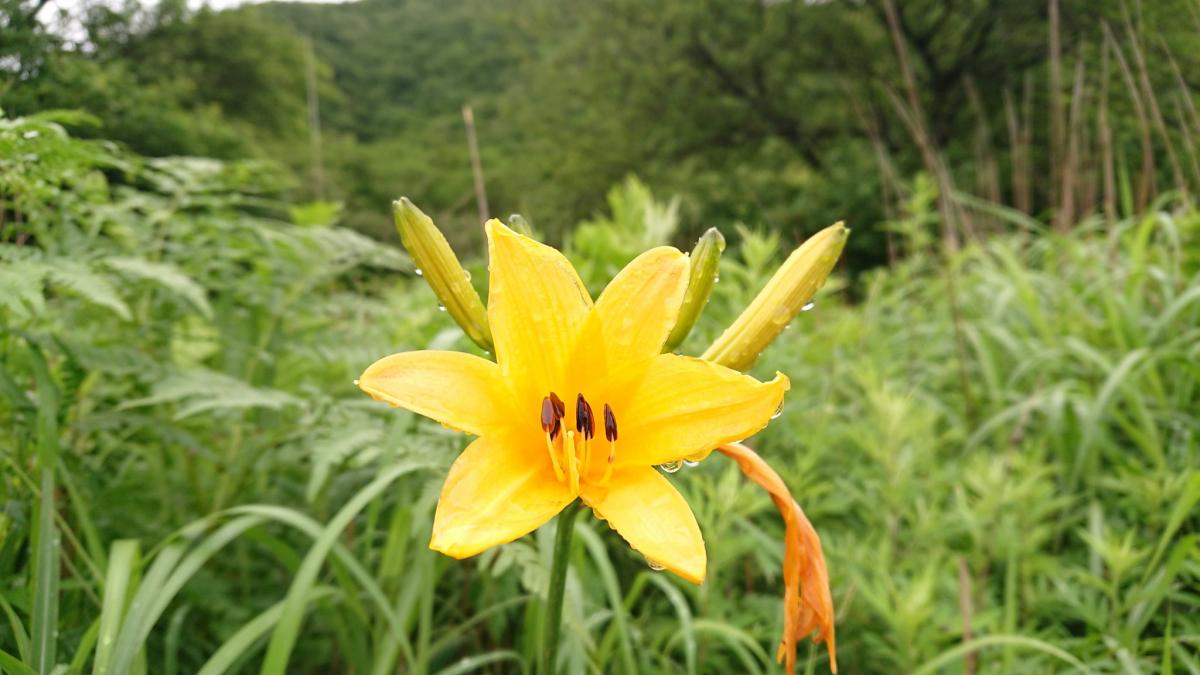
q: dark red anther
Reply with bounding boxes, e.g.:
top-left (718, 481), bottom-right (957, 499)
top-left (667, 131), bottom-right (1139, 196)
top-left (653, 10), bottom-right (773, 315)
top-left (540, 397), bottom-right (555, 433)
top-left (549, 392), bottom-right (565, 419)
top-left (603, 403), bottom-right (618, 442)
top-left (576, 394), bottom-right (595, 440)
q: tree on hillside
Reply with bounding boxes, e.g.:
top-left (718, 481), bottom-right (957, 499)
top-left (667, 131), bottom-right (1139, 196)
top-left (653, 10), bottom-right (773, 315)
top-left (0, 0), bottom-right (60, 97)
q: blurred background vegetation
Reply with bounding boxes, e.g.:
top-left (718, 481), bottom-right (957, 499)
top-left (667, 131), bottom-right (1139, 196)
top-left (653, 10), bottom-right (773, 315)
top-left (1, 0), bottom-right (1198, 673)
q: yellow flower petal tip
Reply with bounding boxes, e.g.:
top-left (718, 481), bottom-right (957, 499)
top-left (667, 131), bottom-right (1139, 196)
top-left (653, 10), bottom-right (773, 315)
top-left (582, 467), bottom-right (706, 584)
top-left (361, 214), bottom-right (795, 586)
top-left (703, 221), bottom-right (849, 371)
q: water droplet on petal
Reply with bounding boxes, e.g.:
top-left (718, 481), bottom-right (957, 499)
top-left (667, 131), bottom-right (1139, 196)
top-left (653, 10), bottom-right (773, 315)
top-left (771, 400), bottom-right (784, 419)
top-left (658, 460), bottom-right (683, 474)
top-left (801, 301), bottom-right (815, 312)
top-left (714, 276), bottom-right (721, 284)
top-left (438, 305), bottom-right (446, 312)
top-left (648, 559), bottom-right (665, 571)
top-left (463, 269), bottom-right (472, 281)
top-left (414, 268), bottom-right (424, 276)
top-left (683, 459), bottom-right (700, 468)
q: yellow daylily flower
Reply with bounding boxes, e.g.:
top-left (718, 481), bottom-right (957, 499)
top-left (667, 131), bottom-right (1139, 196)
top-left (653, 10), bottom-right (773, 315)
top-left (357, 220), bottom-right (789, 584)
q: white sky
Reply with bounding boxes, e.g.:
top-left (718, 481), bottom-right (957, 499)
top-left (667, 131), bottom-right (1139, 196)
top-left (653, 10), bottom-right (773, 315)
top-left (39, 0), bottom-right (352, 42)
top-left (49, 0), bottom-right (350, 11)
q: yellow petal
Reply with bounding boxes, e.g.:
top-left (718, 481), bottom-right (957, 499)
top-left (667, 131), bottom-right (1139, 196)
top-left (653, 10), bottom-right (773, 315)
top-left (486, 219), bottom-right (592, 404)
top-left (431, 435), bottom-right (575, 558)
top-left (593, 246), bottom-right (689, 366)
top-left (614, 354), bottom-right (789, 468)
top-left (581, 467), bottom-right (706, 583)
top-left (358, 350), bottom-right (511, 437)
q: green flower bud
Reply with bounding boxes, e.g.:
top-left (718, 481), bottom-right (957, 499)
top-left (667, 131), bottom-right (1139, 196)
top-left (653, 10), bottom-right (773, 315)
top-left (664, 227), bottom-right (725, 352)
top-left (393, 198), bottom-right (494, 352)
top-left (506, 213), bottom-right (535, 238)
top-left (702, 222), bottom-right (848, 371)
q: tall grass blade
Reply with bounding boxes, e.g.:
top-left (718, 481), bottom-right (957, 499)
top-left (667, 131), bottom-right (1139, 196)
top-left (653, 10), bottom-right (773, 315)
top-left (258, 460), bottom-right (429, 675)
top-left (93, 540), bottom-right (140, 675)
top-left (196, 589), bottom-right (338, 675)
top-left (913, 635), bottom-right (1096, 675)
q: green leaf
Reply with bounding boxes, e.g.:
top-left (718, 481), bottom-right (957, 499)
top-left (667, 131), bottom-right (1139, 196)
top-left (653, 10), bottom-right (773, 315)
top-left (103, 257), bottom-right (213, 319)
top-left (45, 263), bottom-right (131, 321)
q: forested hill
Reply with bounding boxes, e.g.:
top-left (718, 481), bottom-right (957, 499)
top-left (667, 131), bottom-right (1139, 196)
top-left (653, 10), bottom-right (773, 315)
top-left (259, 0), bottom-right (522, 240)
top-left (7, 0), bottom-right (1199, 266)
top-left (263, 0), bottom-right (1200, 266)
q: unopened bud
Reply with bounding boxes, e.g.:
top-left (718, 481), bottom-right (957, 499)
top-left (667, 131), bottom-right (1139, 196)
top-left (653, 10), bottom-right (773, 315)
top-left (506, 213), bottom-right (535, 238)
top-left (664, 227), bottom-right (725, 352)
top-left (702, 222), bottom-right (848, 371)
top-left (393, 198), bottom-right (494, 351)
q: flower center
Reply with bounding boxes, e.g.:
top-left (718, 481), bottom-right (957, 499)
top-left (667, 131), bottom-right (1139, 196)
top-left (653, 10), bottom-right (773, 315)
top-left (540, 392), bottom-right (617, 489)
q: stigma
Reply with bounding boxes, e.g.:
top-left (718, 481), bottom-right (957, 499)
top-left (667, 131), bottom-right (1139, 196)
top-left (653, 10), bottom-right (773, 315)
top-left (540, 392), bottom-right (617, 488)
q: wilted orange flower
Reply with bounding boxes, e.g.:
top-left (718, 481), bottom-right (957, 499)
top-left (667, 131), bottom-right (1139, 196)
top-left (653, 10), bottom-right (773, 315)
top-left (719, 442), bottom-right (837, 673)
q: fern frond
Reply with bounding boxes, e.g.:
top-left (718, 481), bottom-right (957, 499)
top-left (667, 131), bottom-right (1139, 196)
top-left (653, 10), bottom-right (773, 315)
top-left (103, 257), bottom-right (213, 319)
top-left (45, 263), bottom-right (132, 321)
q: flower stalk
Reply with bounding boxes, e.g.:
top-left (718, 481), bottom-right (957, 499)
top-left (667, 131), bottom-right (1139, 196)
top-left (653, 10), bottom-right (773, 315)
top-left (393, 198), bottom-right (494, 352)
top-left (541, 501), bottom-right (583, 675)
top-left (702, 223), bottom-right (849, 371)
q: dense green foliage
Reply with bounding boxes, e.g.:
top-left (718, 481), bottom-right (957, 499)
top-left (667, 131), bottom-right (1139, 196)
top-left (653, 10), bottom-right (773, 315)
top-left (3, 0), bottom-right (1200, 672)
top-left (2, 112), bottom-right (1197, 674)
top-left (7, 0), bottom-right (1200, 263)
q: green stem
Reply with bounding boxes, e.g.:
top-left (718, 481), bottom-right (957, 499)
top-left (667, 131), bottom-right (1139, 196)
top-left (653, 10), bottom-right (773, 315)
top-left (541, 501), bottom-right (582, 675)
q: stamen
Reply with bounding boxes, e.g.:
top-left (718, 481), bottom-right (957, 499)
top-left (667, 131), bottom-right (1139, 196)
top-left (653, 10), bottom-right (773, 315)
top-left (564, 430), bottom-right (580, 493)
top-left (576, 395), bottom-right (594, 470)
top-left (599, 404), bottom-right (617, 485)
top-left (550, 392), bottom-right (565, 419)
top-left (545, 433), bottom-right (565, 481)
top-left (599, 442), bottom-right (615, 485)
top-left (540, 397), bottom-right (555, 434)
top-left (576, 394), bottom-right (595, 440)
top-left (603, 404), bottom-right (618, 442)
top-left (542, 396), bottom-right (565, 481)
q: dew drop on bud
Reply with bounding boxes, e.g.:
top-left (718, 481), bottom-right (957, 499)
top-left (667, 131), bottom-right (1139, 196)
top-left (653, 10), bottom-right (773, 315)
top-left (658, 460), bottom-right (683, 473)
top-left (801, 301), bottom-right (815, 312)
top-left (414, 268), bottom-right (423, 276)
top-left (438, 305), bottom-right (446, 312)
